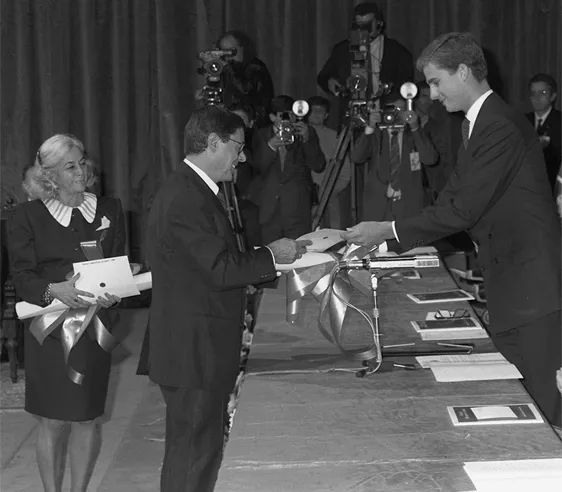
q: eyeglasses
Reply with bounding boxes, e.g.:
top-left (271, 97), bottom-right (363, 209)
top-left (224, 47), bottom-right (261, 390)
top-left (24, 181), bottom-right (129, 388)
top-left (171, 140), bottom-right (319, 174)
top-left (530, 89), bottom-right (551, 97)
top-left (227, 137), bottom-right (245, 155)
top-left (434, 308), bottom-right (470, 319)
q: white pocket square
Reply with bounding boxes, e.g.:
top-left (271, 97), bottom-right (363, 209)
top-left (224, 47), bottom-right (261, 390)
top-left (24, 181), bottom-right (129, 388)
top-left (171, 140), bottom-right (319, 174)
top-left (96, 216), bottom-right (111, 231)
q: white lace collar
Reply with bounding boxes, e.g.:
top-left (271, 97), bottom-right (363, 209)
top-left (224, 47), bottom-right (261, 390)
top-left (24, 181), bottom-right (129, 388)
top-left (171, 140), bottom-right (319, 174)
top-left (42, 192), bottom-right (98, 227)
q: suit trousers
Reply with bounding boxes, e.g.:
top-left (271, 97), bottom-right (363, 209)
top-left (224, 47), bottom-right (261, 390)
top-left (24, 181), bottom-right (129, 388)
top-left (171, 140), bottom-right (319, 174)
top-left (159, 385), bottom-right (229, 492)
top-left (490, 310), bottom-right (561, 427)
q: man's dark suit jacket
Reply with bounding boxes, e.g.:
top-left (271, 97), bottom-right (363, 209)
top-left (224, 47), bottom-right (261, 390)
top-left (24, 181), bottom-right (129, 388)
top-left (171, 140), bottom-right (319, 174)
top-left (317, 36), bottom-right (413, 96)
top-left (251, 127), bottom-right (326, 233)
top-left (525, 108), bottom-right (561, 192)
top-left (145, 163), bottom-right (277, 392)
top-left (395, 93), bottom-right (561, 334)
top-left (351, 126), bottom-right (438, 221)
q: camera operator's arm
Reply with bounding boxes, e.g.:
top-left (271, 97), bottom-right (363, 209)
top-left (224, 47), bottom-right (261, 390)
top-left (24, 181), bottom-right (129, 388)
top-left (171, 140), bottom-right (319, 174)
top-left (403, 110), bottom-right (438, 166)
top-left (298, 124), bottom-right (326, 172)
top-left (317, 41), bottom-right (347, 95)
top-left (350, 108), bottom-right (380, 164)
top-left (251, 128), bottom-right (283, 175)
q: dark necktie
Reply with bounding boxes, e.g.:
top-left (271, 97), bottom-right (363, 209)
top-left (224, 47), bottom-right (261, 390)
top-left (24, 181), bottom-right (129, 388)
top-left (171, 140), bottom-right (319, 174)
top-left (389, 130), bottom-right (401, 180)
top-left (461, 118), bottom-right (470, 149)
top-left (536, 117), bottom-right (543, 130)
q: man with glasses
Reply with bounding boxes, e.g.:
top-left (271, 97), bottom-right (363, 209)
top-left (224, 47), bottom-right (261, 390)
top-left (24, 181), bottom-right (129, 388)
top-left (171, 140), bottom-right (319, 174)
top-left (526, 73), bottom-right (561, 193)
top-left (141, 105), bottom-right (310, 492)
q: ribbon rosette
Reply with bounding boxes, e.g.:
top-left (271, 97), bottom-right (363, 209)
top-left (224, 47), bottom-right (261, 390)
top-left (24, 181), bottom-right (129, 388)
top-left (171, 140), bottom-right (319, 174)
top-left (29, 303), bottom-right (116, 385)
top-left (283, 245), bottom-right (381, 361)
top-left (28, 238), bottom-right (116, 385)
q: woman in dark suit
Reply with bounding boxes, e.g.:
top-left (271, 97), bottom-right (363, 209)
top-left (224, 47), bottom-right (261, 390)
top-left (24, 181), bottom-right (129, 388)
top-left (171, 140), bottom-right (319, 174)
top-left (9, 134), bottom-right (125, 492)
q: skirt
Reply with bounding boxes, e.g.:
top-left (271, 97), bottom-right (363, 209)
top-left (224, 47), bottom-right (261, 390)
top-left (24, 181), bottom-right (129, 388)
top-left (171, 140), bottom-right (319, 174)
top-left (24, 322), bottom-right (112, 421)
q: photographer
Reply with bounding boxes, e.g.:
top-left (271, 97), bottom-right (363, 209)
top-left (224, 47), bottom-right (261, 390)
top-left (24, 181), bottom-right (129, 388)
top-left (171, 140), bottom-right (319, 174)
top-left (317, 2), bottom-right (413, 123)
top-left (252, 95), bottom-right (326, 243)
top-left (350, 93), bottom-right (438, 221)
top-left (197, 30), bottom-right (274, 129)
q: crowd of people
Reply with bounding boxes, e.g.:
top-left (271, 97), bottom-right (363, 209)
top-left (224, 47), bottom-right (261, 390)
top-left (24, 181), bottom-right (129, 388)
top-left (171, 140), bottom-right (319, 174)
top-left (6, 2), bottom-right (561, 492)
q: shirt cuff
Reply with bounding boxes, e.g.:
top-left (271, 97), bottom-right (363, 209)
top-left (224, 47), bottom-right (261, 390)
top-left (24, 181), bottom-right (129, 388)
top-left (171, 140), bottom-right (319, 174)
top-left (391, 221), bottom-right (400, 242)
top-left (364, 126), bottom-right (375, 135)
top-left (378, 241), bottom-right (388, 253)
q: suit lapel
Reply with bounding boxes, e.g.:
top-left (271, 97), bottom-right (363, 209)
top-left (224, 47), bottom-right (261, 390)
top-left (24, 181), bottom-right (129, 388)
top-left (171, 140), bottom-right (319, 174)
top-left (179, 164), bottom-right (236, 245)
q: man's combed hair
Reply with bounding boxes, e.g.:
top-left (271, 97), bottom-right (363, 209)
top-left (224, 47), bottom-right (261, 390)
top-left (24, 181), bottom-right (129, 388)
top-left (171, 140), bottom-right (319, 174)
top-left (529, 73), bottom-right (558, 94)
top-left (183, 105), bottom-right (245, 156)
top-left (307, 96), bottom-right (331, 113)
top-left (416, 32), bottom-right (488, 82)
top-left (269, 95), bottom-right (295, 115)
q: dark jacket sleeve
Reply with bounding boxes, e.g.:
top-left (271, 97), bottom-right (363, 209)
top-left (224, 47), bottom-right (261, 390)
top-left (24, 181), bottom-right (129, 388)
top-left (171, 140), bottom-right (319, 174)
top-left (302, 126), bottom-right (326, 172)
top-left (252, 129), bottom-right (279, 175)
top-left (411, 127), bottom-right (438, 165)
top-left (109, 198), bottom-right (127, 258)
top-left (167, 190), bottom-right (276, 290)
top-left (350, 131), bottom-right (376, 164)
top-left (317, 41), bottom-right (348, 93)
top-left (8, 204), bottom-right (50, 305)
top-left (395, 116), bottom-right (526, 249)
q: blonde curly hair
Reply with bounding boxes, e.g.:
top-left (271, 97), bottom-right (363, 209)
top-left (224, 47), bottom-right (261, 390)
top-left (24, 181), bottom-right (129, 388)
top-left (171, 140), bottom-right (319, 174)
top-left (22, 134), bottom-right (98, 200)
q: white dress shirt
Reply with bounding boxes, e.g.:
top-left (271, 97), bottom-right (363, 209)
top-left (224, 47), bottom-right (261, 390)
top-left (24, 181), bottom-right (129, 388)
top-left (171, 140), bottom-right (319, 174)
top-left (184, 158), bottom-right (219, 195)
top-left (534, 106), bottom-right (552, 129)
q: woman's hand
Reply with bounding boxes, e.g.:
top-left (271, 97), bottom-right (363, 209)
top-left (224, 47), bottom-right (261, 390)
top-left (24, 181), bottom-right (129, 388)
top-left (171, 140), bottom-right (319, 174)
top-left (49, 273), bottom-right (94, 309)
top-left (96, 293), bottom-right (121, 309)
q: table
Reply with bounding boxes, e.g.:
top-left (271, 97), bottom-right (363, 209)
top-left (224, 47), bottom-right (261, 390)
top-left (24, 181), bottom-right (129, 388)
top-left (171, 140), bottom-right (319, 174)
top-left (216, 258), bottom-right (562, 491)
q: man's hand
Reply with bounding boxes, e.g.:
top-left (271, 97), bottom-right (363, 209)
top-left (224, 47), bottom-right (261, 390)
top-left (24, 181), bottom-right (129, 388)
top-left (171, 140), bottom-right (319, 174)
top-left (267, 238), bottom-right (312, 264)
top-left (341, 221), bottom-right (394, 250)
top-left (328, 78), bottom-right (343, 96)
top-left (294, 122), bottom-right (309, 143)
top-left (268, 135), bottom-right (286, 150)
top-left (402, 110), bottom-right (420, 131)
top-left (367, 107), bottom-right (382, 128)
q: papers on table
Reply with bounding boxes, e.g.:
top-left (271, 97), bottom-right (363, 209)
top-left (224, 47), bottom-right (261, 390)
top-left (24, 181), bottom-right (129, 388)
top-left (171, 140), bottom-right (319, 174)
top-left (464, 459), bottom-right (562, 492)
top-left (411, 313), bottom-right (489, 341)
top-left (407, 289), bottom-right (475, 304)
top-left (73, 256), bottom-right (140, 303)
top-left (448, 403), bottom-right (543, 426)
top-left (415, 352), bottom-right (522, 382)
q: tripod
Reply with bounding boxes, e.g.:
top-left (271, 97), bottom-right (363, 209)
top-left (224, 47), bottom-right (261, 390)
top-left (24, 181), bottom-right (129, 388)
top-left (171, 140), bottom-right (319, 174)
top-left (312, 121), bottom-right (356, 230)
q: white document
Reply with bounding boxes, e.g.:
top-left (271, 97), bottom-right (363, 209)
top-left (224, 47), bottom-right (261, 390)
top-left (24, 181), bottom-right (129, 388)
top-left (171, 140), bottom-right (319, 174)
top-left (420, 329), bottom-right (488, 341)
top-left (464, 459), bottom-right (562, 492)
top-left (73, 256), bottom-right (140, 302)
top-left (430, 361), bottom-right (522, 382)
top-left (416, 352), bottom-right (508, 369)
top-left (15, 271), bottom-right (152, 320)
top-left (275, 252), bottom-right (334, 272)
top-left (297, 229), bottom-right (346, 252)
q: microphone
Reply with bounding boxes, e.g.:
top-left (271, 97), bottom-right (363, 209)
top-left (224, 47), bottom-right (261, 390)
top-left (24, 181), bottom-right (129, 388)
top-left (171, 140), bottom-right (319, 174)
top-left (340, 254), bottom-right (440, 271)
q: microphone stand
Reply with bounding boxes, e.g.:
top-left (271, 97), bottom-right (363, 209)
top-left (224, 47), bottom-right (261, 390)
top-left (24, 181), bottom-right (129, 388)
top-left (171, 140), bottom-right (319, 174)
top-left (338, 254), bottom-right (440, 377)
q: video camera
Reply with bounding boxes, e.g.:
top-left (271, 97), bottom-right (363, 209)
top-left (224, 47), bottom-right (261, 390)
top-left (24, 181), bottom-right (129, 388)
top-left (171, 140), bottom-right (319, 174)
top-left (274, 100), bottom-right (310, 145)
top-left (196, 49), bottom-right (237, 105)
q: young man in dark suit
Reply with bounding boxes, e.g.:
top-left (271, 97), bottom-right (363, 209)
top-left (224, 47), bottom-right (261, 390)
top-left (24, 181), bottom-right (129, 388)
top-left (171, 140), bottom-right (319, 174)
top-left (145, 105), bottom-right (309, 492)
top-left (526, 73), bottom-right (561, 193)
top-left (342, 33), bottom-right (561, 428)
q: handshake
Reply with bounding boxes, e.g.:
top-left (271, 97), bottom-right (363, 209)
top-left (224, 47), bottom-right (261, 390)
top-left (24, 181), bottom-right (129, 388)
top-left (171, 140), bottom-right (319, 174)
top-left (266, 238), bottom-right (312, 264)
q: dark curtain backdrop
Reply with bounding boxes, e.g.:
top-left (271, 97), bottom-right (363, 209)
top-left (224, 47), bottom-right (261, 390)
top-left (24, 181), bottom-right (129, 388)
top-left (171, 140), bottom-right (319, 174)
top-left (1, 0), bottom-right (560, 260)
